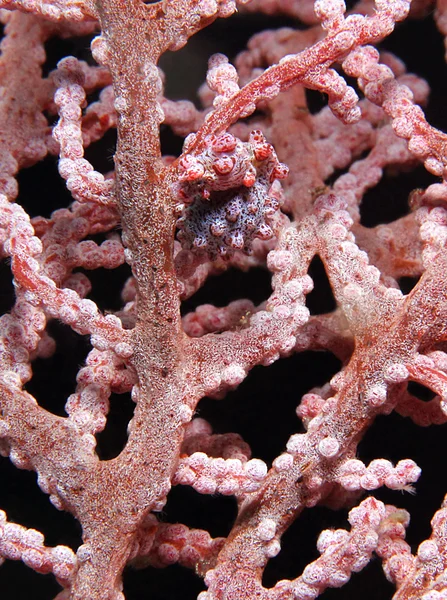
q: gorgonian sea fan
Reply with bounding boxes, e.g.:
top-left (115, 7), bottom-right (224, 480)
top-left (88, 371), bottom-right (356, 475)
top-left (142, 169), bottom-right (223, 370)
top-left (1, 0), bottom-right (447, 599)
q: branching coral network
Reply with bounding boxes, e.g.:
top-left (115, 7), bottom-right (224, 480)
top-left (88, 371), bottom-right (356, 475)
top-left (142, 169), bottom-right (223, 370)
top-left (1, 0), bottom-right (447, 598)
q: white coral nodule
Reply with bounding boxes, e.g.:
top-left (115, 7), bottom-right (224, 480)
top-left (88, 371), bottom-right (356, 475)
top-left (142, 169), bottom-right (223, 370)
top-left (174, 130), bottom-right (288, 259)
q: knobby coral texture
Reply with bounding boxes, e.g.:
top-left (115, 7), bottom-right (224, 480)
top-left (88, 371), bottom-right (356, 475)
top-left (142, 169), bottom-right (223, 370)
top-left (2, 0), bottom-right (447, 598)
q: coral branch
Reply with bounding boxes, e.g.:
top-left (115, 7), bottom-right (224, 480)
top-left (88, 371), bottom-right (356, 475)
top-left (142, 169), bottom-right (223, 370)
top-left (0, 511), bottom-right (77, 585)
